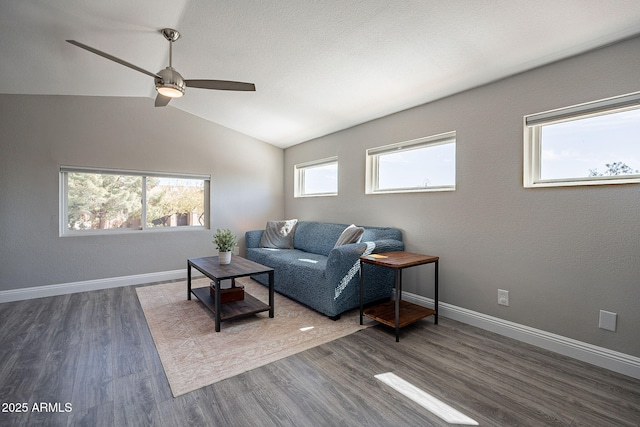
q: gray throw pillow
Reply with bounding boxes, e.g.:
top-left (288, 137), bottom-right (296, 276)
top-left (334, 224), bottom-right (365, 247)
top-left (259, 219), bottom-right (298, 249)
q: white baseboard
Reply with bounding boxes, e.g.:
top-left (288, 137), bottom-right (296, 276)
top-left (0, 269), bottom-right (193, 303)
top-left (402, 291), bottom-right (640, 380)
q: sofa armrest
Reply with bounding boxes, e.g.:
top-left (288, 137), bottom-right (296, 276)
top-left (366, 239), bottom-right (405, 254)
top-left (245, 230), bottom-right (264, 248)
top-left (327, 239), bottom-right (404, 267)
top-left (326, 239), bottom-right (404, 298)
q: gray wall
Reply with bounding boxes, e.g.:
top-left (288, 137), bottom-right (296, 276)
top-left (0, 94), bottom-right (284, 290)
top-left (284, 36), bottom-right (640, 357)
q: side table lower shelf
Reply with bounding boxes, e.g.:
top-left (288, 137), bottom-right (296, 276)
top-left (191, 287), bottom-right (270, 322)
top-left (364, 300), bottom-right (436, 328)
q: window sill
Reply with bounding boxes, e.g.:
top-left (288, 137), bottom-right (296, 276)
top-left (60, 226), bottom-right (208, 237)
top-left (366, 186), bottom-right (455, 195)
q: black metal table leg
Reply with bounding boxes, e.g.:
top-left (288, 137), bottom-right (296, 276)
top-left (187, 261), bottom-right (192, 300)
top-left (395, 268), bottom-right (401, 342)
top-left (434, 260), bottom-right (439, 324)
top-left (359, 260), bottom-right (364, 325)
top-left (268, 271), bottom-right (275, 318)
top-left (214, 278), bottom-right (221, 332)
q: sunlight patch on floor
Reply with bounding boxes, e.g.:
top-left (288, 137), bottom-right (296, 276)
top-left (375, 372), bottom-right (478, 425)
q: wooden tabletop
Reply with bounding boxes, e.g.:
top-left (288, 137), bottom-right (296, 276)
top-left (359, 251), bottom-right (439, 268)
top-left (188, 255), bottom-right (273, 280)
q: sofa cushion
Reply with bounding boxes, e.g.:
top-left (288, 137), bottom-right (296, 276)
top-left (361, 226), bottom-right (403, 242)
top-left (246, 247), bottom-right (327, 286)
top-left (259, 219), bottom-right (298, 249)
top-left (334, 224), bottom-right (364, 247)
top-left (294, 221), bottom-right (349, 256)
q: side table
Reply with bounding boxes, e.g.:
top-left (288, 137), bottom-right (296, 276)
top-left (359, 251), bottom-right (438, 342)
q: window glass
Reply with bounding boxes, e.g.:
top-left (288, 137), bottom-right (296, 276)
top-left (62, 168), bottom-right (209, 234)
top-left (525, 95), bottom-right (640, 188)
top-left (540, 109), bottom-right (640, 181)
top-left (377, 142), bottom-right (456, 190)
top-left (366, 132), bottom-right (456, 194)
top-left (294, 157), bottom-right (338, 197)
top-left (146, 177), bottom-right (206, 228)
top-left (67, 172), bottom-right (142, 231)
top-left (302, 163), bottom-right (337, 195)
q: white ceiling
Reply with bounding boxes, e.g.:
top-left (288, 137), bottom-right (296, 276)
top-left (2, 1), bottom-right (640, 148)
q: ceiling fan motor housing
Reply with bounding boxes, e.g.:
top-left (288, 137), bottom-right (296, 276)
top-left (155, 67), bottom-right (185, 97)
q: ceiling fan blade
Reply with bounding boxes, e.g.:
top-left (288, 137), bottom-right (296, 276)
top-left (66, 40), bottom-right (160, 79)
top-left (155, 93), bottom-right (172, 107)
top-left (185, 79), bottom-right (256, 91)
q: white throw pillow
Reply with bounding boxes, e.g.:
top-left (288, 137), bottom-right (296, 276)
top-left (334, 224), bottom-right (364, 247)
top-left (259, 219), bottom-right (298, 249)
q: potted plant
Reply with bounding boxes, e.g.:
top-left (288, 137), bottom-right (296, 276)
top-left (212, 228), bottom-right (237, 264)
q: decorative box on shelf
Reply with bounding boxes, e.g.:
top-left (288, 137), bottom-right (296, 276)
top-left (210, 282), bottom-right (245, 303)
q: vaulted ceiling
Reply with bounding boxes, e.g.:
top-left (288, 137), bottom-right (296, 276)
top-left (2, 1), bottom-right (640, 148)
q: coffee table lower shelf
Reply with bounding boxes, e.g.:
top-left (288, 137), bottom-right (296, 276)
top-left (363, 300), bottom-right (436, 328)
top-left (191, 287), bottom-right (271, 322)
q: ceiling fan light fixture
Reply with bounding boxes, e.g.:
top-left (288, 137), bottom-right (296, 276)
top-left (155, 67), bottom-right (185, 98)
top-left (156, 85), bottom-right (184, 98)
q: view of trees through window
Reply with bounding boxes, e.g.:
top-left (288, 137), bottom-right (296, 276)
top-left (146, 177), bottom-right (205, 228)
top-left (539, 108), bottom-right (640, 181)
top-left (588, 161), bottom-right (639, 177)
top-left (65, 172), bottom-right (206, 232)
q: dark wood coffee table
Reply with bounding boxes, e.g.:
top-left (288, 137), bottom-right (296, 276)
top-left (187, 255), bottom-right (274, 332)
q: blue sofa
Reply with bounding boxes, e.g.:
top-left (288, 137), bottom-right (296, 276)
top-left (245, 221), bottom-right (404, 318)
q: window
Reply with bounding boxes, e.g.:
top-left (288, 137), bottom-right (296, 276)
top-left (294, 157), bottom-right (338, 197)
top-left (60, 167), bottom-right (210, 235)
top-left (524, 92), bottom-right (640, 188)
top-left (366, 132), bottom-right (456, 194)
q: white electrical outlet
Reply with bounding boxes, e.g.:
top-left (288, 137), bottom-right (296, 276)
top-left (498, 289), bottom-right (509, 306)
top-left (599, 310), bottom-right (617, 332)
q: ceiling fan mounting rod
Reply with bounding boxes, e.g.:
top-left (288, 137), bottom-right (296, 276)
top-left (161, 28), bottom-right (180, 68)
top-left (169, 39), bottom-right (173, 67)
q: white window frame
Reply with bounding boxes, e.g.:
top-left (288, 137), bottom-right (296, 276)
top-left (366, 132), bottom-right (456, 194)
top-left (294, 157), bottom-right (338, 198)
top-left (60, 166), bottom-right (210, 236)
top-left (524, 92), bottom-right (640, 188)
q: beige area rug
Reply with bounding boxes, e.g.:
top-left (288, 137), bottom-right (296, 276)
top-left (136, 277), bottom-right (369, 397)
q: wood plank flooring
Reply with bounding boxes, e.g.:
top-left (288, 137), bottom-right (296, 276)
top-left (1, 283), bottom-right (639, 426)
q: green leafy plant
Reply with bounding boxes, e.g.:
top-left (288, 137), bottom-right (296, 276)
top-left (212, 228), bottom-right (237, 252)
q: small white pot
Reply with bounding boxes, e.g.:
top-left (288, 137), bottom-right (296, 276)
top-left (219, 251), bottom-right (232, 264)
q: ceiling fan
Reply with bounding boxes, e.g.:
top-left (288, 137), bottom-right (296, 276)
top-left (66, 28), bottom-right (255, 107)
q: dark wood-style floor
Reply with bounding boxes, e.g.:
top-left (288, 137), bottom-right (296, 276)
top-left (1, 283), bottom-right (639, 426)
